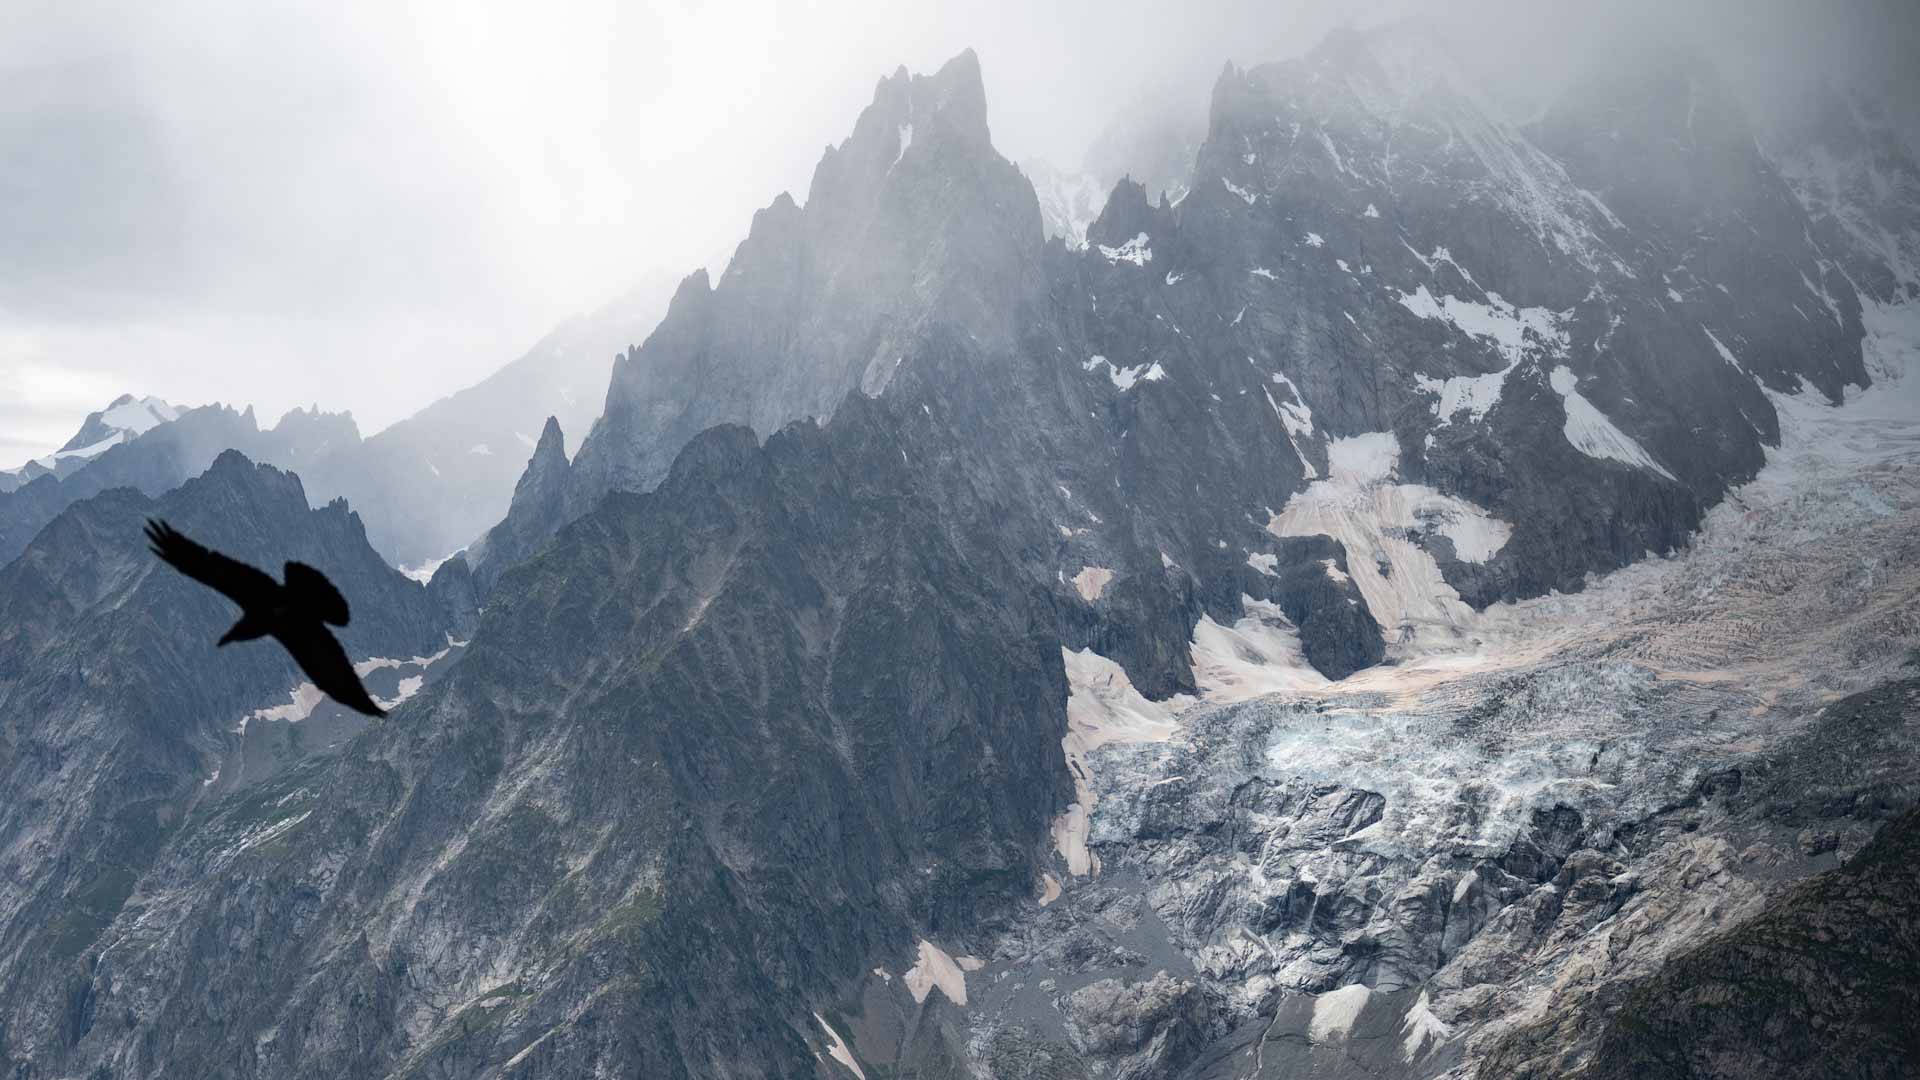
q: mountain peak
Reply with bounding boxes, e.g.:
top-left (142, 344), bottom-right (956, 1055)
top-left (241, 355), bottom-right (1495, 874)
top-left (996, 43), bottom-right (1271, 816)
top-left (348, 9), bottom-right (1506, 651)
top-left (54, 394), bottom-right (179, 455)
top-left (669, 267), bottom-right (712, 310)
top-left (808, 47), bottom-right (993, 210)
top-left (919, 47), bottom-right (989, 150)
top-left (194, 447), bottom-right (311, 512)
top-left (534, 415), bottom-right (566, 459)
top-left (1086, 176), bottom-right (1161, 249)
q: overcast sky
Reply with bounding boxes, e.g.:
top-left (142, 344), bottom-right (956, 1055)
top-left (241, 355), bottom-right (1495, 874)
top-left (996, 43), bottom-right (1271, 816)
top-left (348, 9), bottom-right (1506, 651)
top-left (5, 0), bottom-right (1915, 464)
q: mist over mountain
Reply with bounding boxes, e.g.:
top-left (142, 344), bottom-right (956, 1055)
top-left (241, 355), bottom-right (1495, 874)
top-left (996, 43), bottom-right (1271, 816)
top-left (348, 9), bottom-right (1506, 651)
top-left (2, 7), bottom-right (1918, 1079)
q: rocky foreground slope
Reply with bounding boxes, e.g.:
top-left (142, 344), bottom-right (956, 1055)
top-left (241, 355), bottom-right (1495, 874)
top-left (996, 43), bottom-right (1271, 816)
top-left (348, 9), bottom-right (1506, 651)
top-left (0, 452), bottom-right (459, 1062)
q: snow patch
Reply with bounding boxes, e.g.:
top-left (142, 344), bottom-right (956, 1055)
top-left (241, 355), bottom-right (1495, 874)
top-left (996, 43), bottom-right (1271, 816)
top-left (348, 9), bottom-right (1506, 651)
top-left (1269, 433), bottom-right (1513, 652)
top-left (46, 432), bottom-right (128, 464)
top-left (1309, 984), bottom-right (1371, 1042)
top-left (378, 676), bottom-right (425, 712)
top-left (1223, 177), bottom-right (1257, 204)
top-left (1702, 328), bottom-right (1744, 373)
top-left (1395, 285), bottom-right (1567, 358)
top-left (1098, 232), bottom-right (1152, 266)
top-left (1072, 566), bottom-right (1114, 602)
top-left (1413, 349), bottom-right (1521, 435)
top-left (1261, 370), bottom-right (1319, 479)
top-left (1548, 366), bottom-right (1678, 481)
top-left (1084, 355), bottom-right (1165, 391)
top-left (400, 550), bottom-right (462, 584)
top-left (242, 683), bottom-right (325, 731)
top-left (815, 1013), bottom-right (865, 1078)
top-left (354, 641), bottom-right (457, 677)
top-left (1038, 873), bottom-right (1062, 907)
top-left (1189, 598), bottom-right (1331, 703)
top-left (105, 396), bottom-right (177, 429)
top-left (903, 940), bottom-right (968, 1006)
top-left (1303, 232), bottom-right (1325, 247)
top-left (1401, 990), bottom-right (1453, 1061)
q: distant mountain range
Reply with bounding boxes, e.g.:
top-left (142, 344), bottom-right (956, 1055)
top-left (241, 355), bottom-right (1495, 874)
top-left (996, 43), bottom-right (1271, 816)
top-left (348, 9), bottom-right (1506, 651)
top-left (0, 282), bottom-right (669, 569)
top-left (0, 393), bottom-right (178, 492)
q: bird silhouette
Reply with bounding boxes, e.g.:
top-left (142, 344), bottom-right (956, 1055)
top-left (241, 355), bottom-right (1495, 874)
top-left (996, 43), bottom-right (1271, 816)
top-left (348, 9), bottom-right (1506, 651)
top-left (145, 518), bottom-right (387, 717)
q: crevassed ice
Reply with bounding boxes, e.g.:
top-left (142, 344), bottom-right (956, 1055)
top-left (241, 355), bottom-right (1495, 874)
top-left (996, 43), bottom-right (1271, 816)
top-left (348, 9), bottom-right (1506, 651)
top-left (1050, 647), bottom-right (1189, 875)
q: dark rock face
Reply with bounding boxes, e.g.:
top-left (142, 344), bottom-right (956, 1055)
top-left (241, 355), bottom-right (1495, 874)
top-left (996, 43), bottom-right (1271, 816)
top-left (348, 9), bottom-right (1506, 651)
top-left (424, 554), bottom-right (481, 640)
top-left (1775, 84), bottom-right (1920, 307)
top-left (1533, 46), bottom-right (1869, 401)
top-left (1572, 805), bottom-right (1920, 1080)
top-left (466, 415), bottom-right (570, 590)
top-left (0, 451), bottom-right (450, 1070)
top-left (1477, 678), bottom-right (1920, 1080)
top-left (10, 395), bottom-right (1071, 1078)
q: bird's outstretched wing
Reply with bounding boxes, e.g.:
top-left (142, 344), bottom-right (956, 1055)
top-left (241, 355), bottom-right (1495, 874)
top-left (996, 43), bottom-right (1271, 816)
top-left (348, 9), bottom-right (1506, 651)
top-left (277, 622), bottom-right (386, 718)
top-left (284, 561), bottom-right (350, 626)
top-left (145, 518), bottom-right (279, 608)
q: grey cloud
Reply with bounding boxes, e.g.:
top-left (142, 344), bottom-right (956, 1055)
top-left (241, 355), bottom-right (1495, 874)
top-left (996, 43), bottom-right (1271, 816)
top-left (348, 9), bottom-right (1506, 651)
top-left (2, 0), bottom-right (1914, 455)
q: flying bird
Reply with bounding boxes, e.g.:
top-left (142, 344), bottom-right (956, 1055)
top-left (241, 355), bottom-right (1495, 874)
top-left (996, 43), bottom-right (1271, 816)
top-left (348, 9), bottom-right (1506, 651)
top-left (144, 518), bottom-right (387, 717)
